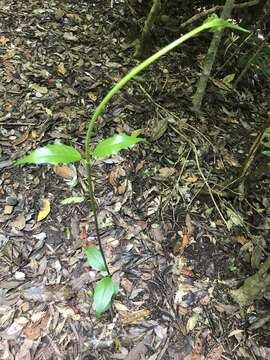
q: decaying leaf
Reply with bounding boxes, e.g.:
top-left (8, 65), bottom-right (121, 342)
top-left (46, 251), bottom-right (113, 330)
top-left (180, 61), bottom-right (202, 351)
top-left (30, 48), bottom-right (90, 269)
top-left (37, 199), bottom-right (51, 222)
top-left (122, 309), bottom-right (151, 325)
top-left (14, 130), bottom-right (29, 146)
top-left (53, 165), bottom-right (76, 179)
top-left (159, 167), bottom-right (176, 178)
top-left (57, 62), bottom-right (66, 75)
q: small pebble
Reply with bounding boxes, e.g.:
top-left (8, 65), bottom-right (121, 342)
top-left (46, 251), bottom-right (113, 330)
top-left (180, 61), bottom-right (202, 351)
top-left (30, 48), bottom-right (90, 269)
top-left (14, 271), bottom-right (26, 280)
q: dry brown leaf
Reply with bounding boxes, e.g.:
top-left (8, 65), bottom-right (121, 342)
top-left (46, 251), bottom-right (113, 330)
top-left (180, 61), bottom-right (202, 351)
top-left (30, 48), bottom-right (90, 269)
top-left (22, 284), bottom-right (74, 302)
top-left (10, 214), bottom-right (26, 230)
top-left (53, 165), bottom-right (75, 179)
top-left (109, 165), bottom-right (126, 186)
top-left (0, 36), bottom-right (9, 45)
top-left (121, 278), bottom-right (133, 293)
top-left (159, 167), bottom-right (176, 178)
top-left (174, 228), bottom-right (190, 254)
top-left (14, 130), bottom-right (29, 146)
top-left (57, 62), bottom-right (66, 75)
top-left (23, 313), bottom-right (50, 340)
top-left (4, 205), bottom-right (13, 215)
top-left (1, 48), bottom-right (16, 60)
top-left (122, 309), bottom-right (151, 326)
top-left (233, 234), bottom-right (249, 246)
top-left (118, 179), bottom-right (127, 194)
top-left (207, 344), bottom-right (224, 360)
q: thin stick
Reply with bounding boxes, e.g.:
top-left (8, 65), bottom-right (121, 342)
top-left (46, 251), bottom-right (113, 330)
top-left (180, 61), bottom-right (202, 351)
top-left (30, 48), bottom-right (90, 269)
top-left (193, 145), bottom-right (228, 228)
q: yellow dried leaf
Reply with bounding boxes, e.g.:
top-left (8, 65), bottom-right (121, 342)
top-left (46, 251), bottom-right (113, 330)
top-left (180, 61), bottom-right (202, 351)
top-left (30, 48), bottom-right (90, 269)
top-left (57, 62), bottom-right (66, 75)
top-left (37, 199), bottom-right (51, 222)
top-left (185, 175), bottom-right (198, 184)
top-left (131, 129), bottom-right (143, 137)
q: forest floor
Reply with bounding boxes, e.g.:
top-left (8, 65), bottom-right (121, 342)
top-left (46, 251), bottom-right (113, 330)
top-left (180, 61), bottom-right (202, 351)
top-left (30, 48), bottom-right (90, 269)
top-left (0, 1), bottom-right (270, 359)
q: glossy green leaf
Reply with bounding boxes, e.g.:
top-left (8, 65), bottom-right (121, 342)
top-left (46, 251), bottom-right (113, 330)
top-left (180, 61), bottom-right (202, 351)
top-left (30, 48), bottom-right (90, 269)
top-left (94, 133), bottom-right (144, 158)
top-left (86, 246), bottom-right (106, 271)
top-left (16, 144), bottom-right (81, 165)
top-left (60, 196), bottom-right (85, 205)
top-left (93, 276), bottom-right (119, 317)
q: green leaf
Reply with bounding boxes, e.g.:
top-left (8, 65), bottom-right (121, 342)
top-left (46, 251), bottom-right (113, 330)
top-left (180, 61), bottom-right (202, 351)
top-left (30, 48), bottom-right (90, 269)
top-left (222, 73), bottom-right (235, 84)
top-left (16, 144), bottom-right (81, 165)
top-left (93, 276), bottom-right (119, 317)
top-left (60, 196), bottom-right (85, 205)
top-left (94, 133), bottom-right (143, 158)
top-left (262, 150), bottom-right (270, 157)
top-left (86, 246), bottom-right (106, 271)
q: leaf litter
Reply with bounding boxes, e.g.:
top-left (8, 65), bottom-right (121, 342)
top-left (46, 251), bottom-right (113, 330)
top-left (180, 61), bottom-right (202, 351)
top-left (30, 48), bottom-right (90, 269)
top-left (0, 0), bottom-right (269, 359)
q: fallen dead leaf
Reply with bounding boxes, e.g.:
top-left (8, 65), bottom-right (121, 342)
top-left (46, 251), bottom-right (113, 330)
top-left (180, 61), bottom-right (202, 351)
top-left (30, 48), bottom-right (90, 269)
top-left (37, 199), bottom-right (50, 222)
top-left (122, 309), bottom-right (151, 326)
top-left (159, 167), bottom-right (176, 178)
top-left (10, 214), bottom-right (26, 230)
top-left (207, 344), bottom-right (224, 360)
top-left (23, 312), bottom-right (50, 340)
top-left (118, 179), bottom-right (127, 194)
top-left (57, 62), bottom-right (66, 75)
top-left (4, 205), bottom-right (13, 215)
top-left (121, 278), bottom-right (133, 293)
top-left (14, 130), bottom-right (29, 146)
top-left (0, 36), bottom-right (9, 45)
top-left (53, 165), bottom-right (76, 179)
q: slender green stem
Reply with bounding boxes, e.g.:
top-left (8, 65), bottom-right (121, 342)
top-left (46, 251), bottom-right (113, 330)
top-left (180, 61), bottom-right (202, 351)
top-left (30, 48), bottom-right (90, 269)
top-left (86, 161), bottom-right (110, 275)
top-left (83, 18), bottom-right (246, 276)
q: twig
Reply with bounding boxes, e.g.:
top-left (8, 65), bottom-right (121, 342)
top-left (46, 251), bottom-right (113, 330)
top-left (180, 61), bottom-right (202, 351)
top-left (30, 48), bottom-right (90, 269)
top-left (193, 145), bottom-right (228, 228)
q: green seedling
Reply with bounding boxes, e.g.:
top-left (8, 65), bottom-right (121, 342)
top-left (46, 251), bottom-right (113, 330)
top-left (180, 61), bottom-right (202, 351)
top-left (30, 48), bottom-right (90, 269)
top-left (16, 18), bottom-right (247, 316)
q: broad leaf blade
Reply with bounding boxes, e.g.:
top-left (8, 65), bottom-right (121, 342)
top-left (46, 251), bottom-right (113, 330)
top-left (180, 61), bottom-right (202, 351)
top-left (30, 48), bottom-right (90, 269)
top-left (86, 246), bottom-right (106, 271)
top-left (94, 133), bottom-right (143, 158)
top-left (16, 144), bottom-right (81, 165)
top-left (93, 276), bottom-right (119, 317)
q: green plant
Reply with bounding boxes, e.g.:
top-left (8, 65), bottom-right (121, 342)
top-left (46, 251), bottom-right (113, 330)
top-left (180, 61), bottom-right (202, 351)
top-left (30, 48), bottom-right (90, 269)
top-left (262, 132), bottom-right (270, 167)
top-left (16, 17), bottom-right (247, 316)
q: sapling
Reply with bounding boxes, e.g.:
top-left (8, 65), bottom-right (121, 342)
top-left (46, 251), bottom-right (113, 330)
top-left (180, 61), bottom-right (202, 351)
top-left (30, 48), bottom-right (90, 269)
top-left (16, 18), bottom-right (247, 316)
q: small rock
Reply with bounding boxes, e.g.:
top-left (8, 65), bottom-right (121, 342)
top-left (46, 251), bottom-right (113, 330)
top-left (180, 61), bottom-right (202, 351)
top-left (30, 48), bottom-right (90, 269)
top-left (4, 205), bottom-right (13, 215)
top-left (14, 271), bottom-right (26, 280)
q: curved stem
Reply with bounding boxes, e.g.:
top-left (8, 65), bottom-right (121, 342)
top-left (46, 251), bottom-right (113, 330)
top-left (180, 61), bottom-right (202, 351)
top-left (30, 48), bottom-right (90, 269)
top-left (84, 18), bottom-right (246, 276)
